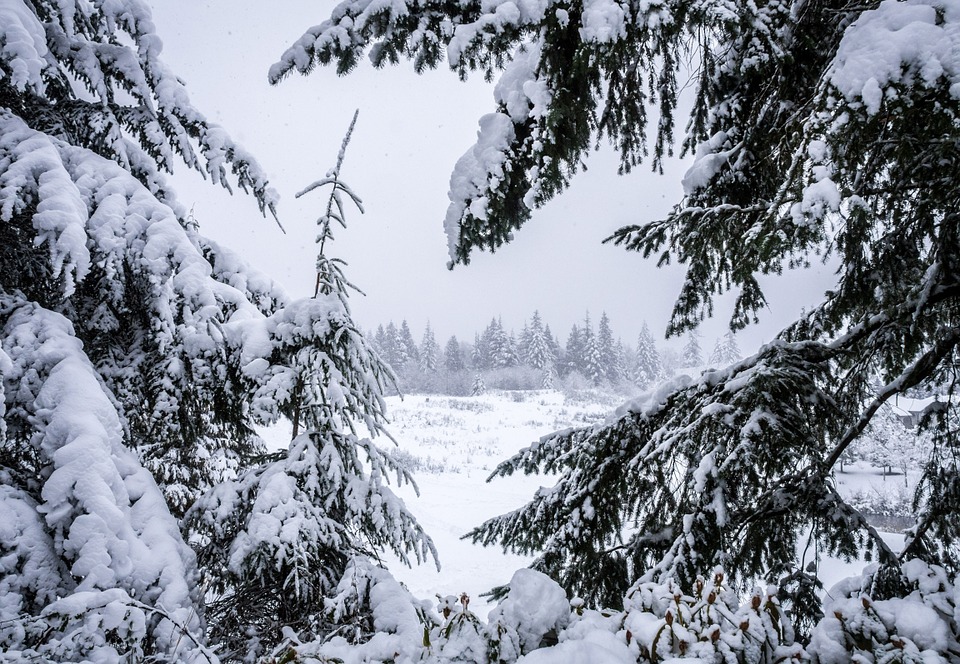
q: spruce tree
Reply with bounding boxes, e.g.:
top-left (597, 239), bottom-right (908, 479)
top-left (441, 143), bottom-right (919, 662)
top-left (444, 335), bottom-right (466, 372)
top-left (681, 331), bottom-right (704, 368)
top-left (564, 323), bottom-right (585, 377)
top-left (420, 321), bottom-right (441, 373)
top-left (597, 312), bottom-right (618, 383)
top-left (524, 311), bottom-right (555, 373)
top-left (634, 322), bottom-right (663, 389)
top-left (472, 331), bottom-right (489, 371)
top-left (472, 372), bottom-right (486, 396)
top-left (399, 319), bottom-right (420, 367)
top-left (277, 0), bottom-right (960, 635)
top-left (710, 331), bottom-right (743, 367)
top-left (544, 324), bottom-right (563, 373)
top-left (383, 321), bottom-right (403, 368)
top-left (185, 116), bottom-right (435, 659)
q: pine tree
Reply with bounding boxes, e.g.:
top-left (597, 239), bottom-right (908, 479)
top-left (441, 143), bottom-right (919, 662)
top-left (279, 0), bottom-right (960, 635)
top-left (597, 312), bottom-right (618, 383)
top-left (578, 313), bottom-right (604, 386)
top-left (612, 338), bottom-right (628, 384)
top-left (185, 117), bottom-right (435, 659)
top-left (564, 324), bottom-right (585, 377)
top-left (383, 321), bottom-right (403, 368)
top-left (681, 331), bottom-right (703, 368)
top-left (398, 319), bottom-right (420, 368)
top-left (471, 372), bottom-right (486, 396)
top-left (710, 331), bottom-right (743, 367)
top-left (420, 321), bottom-right (440, 373)
top-left (486, 317), bottom-right (517, 369)
top-left (472, 331), bottom-right (489, 371)
top-left (524, 311), bottom-right (555, 372)
top-left (444, 335), bottom-right (466, 372)
top-left (544, 324), bottom-right (563, 374)
top-left (634, 322), bottom-right (663, 389)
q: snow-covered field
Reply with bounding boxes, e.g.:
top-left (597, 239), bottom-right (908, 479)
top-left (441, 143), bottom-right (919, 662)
top-left (263, 389), bottom-right (912, 618)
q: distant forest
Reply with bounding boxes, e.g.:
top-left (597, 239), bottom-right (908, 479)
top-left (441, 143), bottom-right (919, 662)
top-left (368, 312), bottom-right (742, 395)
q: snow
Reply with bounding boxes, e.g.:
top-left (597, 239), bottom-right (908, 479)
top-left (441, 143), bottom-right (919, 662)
top-left (579, 0), bottom-right (628, 43)
top-left (518, 630), bottom-right (632, 663)
top-left (828, 0), bottom-right (960, 112)
top-left (488, 568), bottom-right (570, 655)
top-left (681, 131), bottom-right (737, 195)
top-left (0, 299), bottom-right (207, 661)
top-left (444, 111), bottom-right (516, 260)
top-left (0, 0), bottom-right (49, 93)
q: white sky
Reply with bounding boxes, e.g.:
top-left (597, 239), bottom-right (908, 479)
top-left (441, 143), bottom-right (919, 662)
top-left (148, 0), bottom-right (837, 354)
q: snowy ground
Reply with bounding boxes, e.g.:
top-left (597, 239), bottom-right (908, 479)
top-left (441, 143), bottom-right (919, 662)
top-left (262, 389), bottom-right (914, 618)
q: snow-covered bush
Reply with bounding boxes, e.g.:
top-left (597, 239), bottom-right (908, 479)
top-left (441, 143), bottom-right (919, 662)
top-left (808, 560), bottom-right (960, 663)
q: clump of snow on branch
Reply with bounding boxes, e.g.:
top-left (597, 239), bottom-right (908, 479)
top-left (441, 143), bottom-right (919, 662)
top-left (827, 0), bottom-right (960, 115)
top-left (0, 299), bottom-right (209, 662)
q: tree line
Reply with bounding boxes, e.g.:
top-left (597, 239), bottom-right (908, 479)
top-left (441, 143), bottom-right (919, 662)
top-left (368, 313), bottom-right (743, 395)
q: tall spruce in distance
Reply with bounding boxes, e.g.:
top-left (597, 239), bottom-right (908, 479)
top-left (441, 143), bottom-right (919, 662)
top-left (633, 322), bottom-right (662, 388)
top-left (564, 323), bottom-right (585, 377)
top-left (186, 115), bottom-right (435, 660)
top-left (420, 321), bottom-right (440, 373)
top-left (472, 331), bottom-right (489, 370)
top-left (681, 330), bottom-right (703, 368)
top-left (524, 311), bottom-right (555, 372)
top-left (581, 315), bottom-right (604, 386)
top-left (279, 0), bottom-right (960, 630)
top-left (597, 312), bottom-right (618, 383)
top-left (612, 338), bottom-right (628, 384)
top-left (398, 319), bottom-right (420, 368)
top-left (544, 324), bottom-right (563, 373)
top-left (710, 331), bottom-right (743, 367)
top-left (444, 335), bottom-right (466, 372)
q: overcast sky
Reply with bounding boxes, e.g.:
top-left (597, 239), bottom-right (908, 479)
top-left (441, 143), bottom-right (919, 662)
top-left (147, 0), bottom-right (837, 355)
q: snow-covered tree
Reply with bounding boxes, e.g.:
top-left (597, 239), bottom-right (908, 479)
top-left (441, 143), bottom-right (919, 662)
top-left (597, 312), bottom-right (618, 382)
top-left (681, 330), bottom-right (703, 368)
top-left (488, 317), bottom-right (518, 368)
top-left (185, 118), bottom-right (436, 659)
top-left (444, 335), bottom-right (466, 372)
top-left (634, 322), bottom-right (663, 388)
top-left (471, 372), bottom-right (486, 396)
top-left (472, 331), bottom-right (490, 370)
top-left (710, 331), bottom-right (743, 367)
top-left (521, 311), bottom-right (552, 371)
top-left (420, 321), bottom-right (441, 373)
top-left (563, 323), bottom-right (585, 377)
top-left (581, 315), bottom-right (604, 386)
top-left (275, 0), bottom-right (960, 632)
top-left (398, 319), bottom-right (420, 367)
top-left (857, 403), bottom-right (929, 482)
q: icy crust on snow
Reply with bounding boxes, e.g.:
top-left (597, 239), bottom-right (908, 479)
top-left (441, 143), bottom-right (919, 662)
top-left (828, 0), bottom-right (960, 114)
top-left (0, 300), bottom-right (209, 662)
